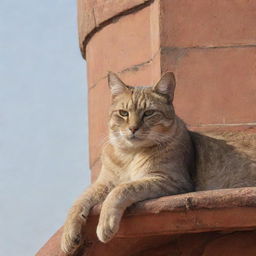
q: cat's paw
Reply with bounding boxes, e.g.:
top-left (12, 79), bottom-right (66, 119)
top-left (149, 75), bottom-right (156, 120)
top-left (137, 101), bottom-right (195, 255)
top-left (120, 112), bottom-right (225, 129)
top-left (61, 219), bottom-right (83, 254)
top-left (96, 209), bottom-right (121, 243)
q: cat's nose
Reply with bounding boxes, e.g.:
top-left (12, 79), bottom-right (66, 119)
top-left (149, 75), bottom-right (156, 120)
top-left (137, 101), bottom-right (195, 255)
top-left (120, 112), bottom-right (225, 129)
top-left (129, 126), bottom-right (139, 134)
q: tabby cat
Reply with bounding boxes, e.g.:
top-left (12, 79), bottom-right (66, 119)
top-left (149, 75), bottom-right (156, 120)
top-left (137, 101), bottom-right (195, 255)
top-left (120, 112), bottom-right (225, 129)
top-left (61, 72), bottom-right (256, 254)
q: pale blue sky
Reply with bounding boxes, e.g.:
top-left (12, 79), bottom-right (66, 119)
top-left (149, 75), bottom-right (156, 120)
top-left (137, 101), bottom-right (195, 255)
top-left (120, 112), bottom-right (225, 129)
top-left (0, 1), bottom-right (90, 255)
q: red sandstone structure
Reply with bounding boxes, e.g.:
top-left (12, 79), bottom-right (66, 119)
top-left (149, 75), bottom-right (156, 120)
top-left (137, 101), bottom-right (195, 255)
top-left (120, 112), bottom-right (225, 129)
top-left (37, 1), bottom-right (256, 255)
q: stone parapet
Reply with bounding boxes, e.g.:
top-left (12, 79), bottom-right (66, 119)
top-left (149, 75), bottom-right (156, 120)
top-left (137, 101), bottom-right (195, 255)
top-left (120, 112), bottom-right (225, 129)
top-left (36, 188), bottom-right (256, 256)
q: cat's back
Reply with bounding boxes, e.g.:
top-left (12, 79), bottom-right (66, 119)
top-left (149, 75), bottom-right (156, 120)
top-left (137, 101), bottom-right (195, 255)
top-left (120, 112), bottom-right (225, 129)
top-left (190, 131), bottom-right (256, 191)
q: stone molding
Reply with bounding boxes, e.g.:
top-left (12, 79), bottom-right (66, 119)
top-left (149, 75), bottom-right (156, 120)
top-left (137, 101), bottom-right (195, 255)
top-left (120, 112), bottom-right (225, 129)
top-left (77, 0), bottom-right (153, 57)
top-left (36, 187), bottom-right (256, 255)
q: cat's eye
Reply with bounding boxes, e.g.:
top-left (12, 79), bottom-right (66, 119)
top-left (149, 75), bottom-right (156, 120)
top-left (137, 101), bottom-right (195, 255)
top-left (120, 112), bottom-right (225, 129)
top-left (119, 110), bottom-right (129, 117)
top-left (144, 110), bottom-right (155, 117)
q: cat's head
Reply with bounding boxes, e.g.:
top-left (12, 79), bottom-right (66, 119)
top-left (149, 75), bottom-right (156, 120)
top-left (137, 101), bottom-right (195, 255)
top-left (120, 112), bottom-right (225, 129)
top-left (108, 72), bottom-right (176, 149)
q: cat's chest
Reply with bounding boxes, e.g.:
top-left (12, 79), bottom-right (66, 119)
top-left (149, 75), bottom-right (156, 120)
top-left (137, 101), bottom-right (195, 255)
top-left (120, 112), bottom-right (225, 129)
top-left (118, 153), bottom-right (150, 183)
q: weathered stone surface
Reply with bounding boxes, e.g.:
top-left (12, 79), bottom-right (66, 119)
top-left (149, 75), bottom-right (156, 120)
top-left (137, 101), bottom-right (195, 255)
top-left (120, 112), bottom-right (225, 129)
top-left (202, 232), bottom-right (256, 256)
top-left (160, 0), bottom-right (256, 48)
top-left (77, 0), bottom-right (153, 56)
top-left (36, 188), bottom-right (256, 256)
top-left (86, 4), bottom-right (157, 87)
top-left (189, 125), bottom-right (256, 134)
top-left (161, 46), bottom-right (256, 126)
top-left (78, 0), bottom-right (256, 57)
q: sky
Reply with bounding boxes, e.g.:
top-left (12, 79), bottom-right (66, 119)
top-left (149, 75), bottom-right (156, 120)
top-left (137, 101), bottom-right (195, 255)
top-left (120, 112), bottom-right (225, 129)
top-left (0, 1), bottom-right (90, 255)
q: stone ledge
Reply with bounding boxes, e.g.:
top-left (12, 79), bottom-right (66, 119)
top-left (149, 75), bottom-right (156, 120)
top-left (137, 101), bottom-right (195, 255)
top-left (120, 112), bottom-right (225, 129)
top-left (36, 187), bottom-right (256, 255)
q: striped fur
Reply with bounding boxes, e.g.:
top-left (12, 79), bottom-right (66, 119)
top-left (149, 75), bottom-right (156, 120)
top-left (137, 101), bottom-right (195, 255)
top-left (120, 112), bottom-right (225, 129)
top-left (61, 72), bottom-right (256, 254)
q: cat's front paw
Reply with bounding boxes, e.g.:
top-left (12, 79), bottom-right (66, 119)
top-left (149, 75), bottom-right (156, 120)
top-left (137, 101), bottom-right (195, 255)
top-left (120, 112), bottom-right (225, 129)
top-left (96, 209), bottom-right (121, 243)
top-left (61, 218), bottom-right (83, 254)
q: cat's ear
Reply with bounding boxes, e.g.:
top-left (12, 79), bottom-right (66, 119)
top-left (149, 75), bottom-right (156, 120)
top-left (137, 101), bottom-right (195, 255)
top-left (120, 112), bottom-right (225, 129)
top-left (108, 72), bottom-right (129, 97)
top-left (152, 72), bottom-right (176, 101)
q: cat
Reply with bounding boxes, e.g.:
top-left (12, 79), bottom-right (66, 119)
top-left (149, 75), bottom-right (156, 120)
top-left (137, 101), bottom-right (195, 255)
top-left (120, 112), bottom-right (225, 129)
top-left (61, 71), bottom-right (256, 254)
